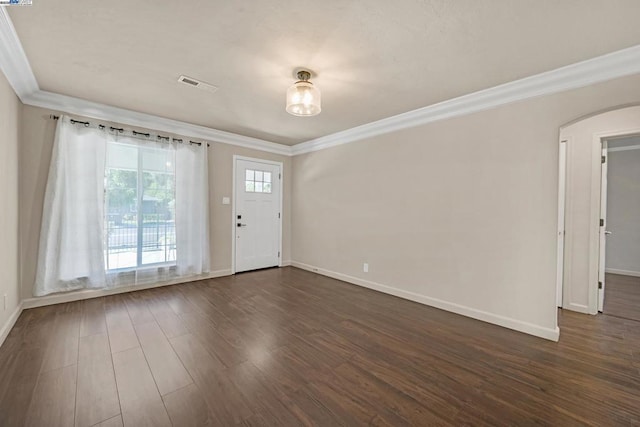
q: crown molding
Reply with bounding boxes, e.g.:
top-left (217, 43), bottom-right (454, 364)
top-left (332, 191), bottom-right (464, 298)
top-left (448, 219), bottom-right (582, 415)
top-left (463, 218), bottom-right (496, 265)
top-left (0, 7), bottom-right (292, 156)
top-left (292, 44), bottom-right (640, 156)
top-left (0, 6), bottom-right (37, 100)
top-left (4, 3), bottom-right (640, 158)
top-left (23, 90), bottom-right (293, 156)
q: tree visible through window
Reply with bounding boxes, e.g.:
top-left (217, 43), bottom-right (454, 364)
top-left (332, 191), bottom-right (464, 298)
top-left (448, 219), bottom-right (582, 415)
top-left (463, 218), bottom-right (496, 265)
top-left (105, 142), bottom-right (176, 270)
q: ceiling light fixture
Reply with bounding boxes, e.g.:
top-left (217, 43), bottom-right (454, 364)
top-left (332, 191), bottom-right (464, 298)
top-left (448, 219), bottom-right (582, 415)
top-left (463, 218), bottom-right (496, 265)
top-left (286, 70), bottom-right (321, 117)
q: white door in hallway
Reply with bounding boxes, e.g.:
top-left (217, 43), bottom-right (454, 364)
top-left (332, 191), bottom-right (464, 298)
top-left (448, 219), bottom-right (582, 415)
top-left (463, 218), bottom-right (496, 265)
top-left (234, 157), bottom-right (281, 273)
top-left (598, 141), bottom-right (609, 312)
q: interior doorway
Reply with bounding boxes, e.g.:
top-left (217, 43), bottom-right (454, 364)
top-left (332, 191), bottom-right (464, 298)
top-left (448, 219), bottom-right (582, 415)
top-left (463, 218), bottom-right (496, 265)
top-left (232, 156), bottom-right (283, 273)
top-left (601, 135), bottom-right (640, 321)
top-left (556, 105), bottom-right (640, 317)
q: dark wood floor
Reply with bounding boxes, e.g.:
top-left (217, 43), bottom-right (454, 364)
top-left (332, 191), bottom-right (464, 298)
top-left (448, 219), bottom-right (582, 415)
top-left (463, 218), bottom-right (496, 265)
top-left (0, 267), bottom-right (639, 426)
top-left (605, 273), bottom-right (640, 322)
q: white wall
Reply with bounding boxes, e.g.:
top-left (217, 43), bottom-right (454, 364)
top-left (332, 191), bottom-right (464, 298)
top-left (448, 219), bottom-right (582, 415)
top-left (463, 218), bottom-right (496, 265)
top-left (292, 73), bottom-right (640, 341)
top-left (0, 70), bottom-right (21, 340)
top-left (606, 147), bottom-right (640, 275)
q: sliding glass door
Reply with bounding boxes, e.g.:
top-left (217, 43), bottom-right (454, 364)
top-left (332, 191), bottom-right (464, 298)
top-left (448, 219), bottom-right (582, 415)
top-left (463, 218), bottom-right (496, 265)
top-left (104, 142), bottom-right (176, 271)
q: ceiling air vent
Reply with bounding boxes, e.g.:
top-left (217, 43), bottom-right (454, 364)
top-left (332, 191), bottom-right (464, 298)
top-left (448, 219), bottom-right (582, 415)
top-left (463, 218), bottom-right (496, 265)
top-left (178, 75), bottom-right (218, 93)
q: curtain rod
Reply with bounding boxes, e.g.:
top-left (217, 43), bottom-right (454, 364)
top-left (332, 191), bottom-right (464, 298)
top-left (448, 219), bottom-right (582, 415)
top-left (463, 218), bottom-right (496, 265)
top-left (48, 115), bottom-right (210, 147)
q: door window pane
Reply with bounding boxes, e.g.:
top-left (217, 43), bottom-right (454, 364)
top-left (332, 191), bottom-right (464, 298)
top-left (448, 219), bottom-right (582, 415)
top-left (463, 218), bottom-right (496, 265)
top-left (245, 168), bottom-right (273, 193)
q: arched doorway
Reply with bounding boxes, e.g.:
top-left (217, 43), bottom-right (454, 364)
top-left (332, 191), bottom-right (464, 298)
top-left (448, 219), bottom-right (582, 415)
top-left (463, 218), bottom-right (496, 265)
top-left (558, 105), bottom-right (640, 316)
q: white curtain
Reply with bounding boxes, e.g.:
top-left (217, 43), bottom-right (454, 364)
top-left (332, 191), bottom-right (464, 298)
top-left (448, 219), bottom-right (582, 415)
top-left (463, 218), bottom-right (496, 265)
top-left (175, 141), bottom-right (210, 275)
top-left (34, 116), bottom-right (211, 296)
top-left (35, 116), bottom-right (109, 296)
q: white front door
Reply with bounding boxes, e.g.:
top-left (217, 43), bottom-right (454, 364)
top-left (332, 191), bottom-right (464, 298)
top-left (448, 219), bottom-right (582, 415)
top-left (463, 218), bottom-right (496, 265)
top-left (234, 158), bottom-right (281, 273)
top-left (598, 141), bottom-right (609, 312)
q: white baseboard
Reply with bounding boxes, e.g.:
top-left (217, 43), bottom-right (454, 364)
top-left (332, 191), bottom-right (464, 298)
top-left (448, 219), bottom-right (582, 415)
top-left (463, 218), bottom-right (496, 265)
top-left (0, 302), bottom-right (24, 348)
top-left (291, 261), bottom-right (560, 342)
top-left (281, 260), bottom-right (292, 267)
top-left (605, 268), bottom-right (640, 278)
top-left (22, 269), bottom-right (232, 309)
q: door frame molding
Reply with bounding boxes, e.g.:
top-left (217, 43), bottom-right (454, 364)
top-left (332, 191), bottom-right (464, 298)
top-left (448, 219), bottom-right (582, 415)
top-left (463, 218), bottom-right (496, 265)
top-left (556, 138), bottom-right (567, 308)
top-left (231, 155), bottom-right (284, 274)
top-left (558, 117), bottom-right (640, 315)
top-left (597, 140), bottom-right (608, 312)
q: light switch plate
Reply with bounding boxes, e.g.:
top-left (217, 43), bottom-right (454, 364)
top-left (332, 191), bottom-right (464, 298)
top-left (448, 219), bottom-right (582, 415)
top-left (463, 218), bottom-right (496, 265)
top-left (222, 197), bottom-right (230, 205)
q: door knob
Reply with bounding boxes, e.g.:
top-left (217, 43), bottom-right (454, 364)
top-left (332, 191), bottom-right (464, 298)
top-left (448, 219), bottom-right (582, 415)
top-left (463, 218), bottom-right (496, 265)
top-left (604, 230), bottom-right (612, 235)
top-left (237, 223), bottom-right (247, 227)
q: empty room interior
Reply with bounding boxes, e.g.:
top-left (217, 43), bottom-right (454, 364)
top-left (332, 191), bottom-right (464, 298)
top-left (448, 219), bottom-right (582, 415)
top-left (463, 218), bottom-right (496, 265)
top-left (1, 1), bottom-right (640, 426)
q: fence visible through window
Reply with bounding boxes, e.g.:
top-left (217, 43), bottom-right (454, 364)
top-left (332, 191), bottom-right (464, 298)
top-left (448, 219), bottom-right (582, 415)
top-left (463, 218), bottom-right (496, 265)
top-left (104, 142), bottom-right (176, 271)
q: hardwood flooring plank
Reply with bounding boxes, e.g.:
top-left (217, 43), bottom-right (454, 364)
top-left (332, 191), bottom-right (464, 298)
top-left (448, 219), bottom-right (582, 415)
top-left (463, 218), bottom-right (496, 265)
top-left (18, 307), bottom-right (58, 357)
top-left (112, 347), bottom-right (171, 427)
top-left (179, 312), bottom-right (247, 368)
top-left (300, 328), bottom-right (360, 362)
top-left (170, 333), bottom-right (253, 424)
top-left (305, 376), bottom-right (378, 425)
top-left (164, 287), bottom-right (200, 315)
top-left (0, 369), bottom-right (40, 426)
top-left (226, 360), bottom-right (300, 426)
top-left (134, 321), bottom-right (192, 395)
top-left (105, 296), bottom-right (139, 354)
top-left (162, 383), bottom-right (218, 426)
top-left (41, 305), bottom-right (80, 373)
top-left (250, 347), bottom-right (309, 395)
top-left (146, 294), bottom-right (188, 339)
top-left (336, 361), bottom-right (452, 425)
top-left (284, 386), bottom-right (350, 426)
top-left (348, 352), bottom-right (464, 422)
top-left (180, 287), bottom-right (229, 326)
top-left (123, 293), bottom-right (155, 325)
top-left (604, 273), bottom-right (640, 321)
top-left (369, 414), bottom-right (397, 427)
top-left (25, 364), bottom-right (77, 427)
top-left (0, 330), bottom-right (43, 385)
top-left (79, 297), bottom-right (107, 338)
top-left (76, 333), bottom-right (120, 427)
top-left (92, 414), bottom-right (123, 427)
top-left (236, 412), bottom-right (276, 427)
top-left (226, 312), bottom-right (292, 352)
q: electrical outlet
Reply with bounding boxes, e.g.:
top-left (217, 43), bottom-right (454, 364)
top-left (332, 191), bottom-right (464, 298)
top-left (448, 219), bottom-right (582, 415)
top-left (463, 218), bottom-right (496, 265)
top-left (363, 263), bottom-right (369, 273)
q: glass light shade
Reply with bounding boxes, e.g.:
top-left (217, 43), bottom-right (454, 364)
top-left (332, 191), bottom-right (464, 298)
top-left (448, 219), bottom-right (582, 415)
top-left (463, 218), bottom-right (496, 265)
top-left (286, 81), bottom-right (321, 116)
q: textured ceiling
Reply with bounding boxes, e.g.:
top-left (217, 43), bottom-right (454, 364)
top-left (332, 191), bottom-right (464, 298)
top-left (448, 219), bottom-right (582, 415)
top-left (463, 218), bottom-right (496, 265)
top-left (9, 0), bottom-right (640, 145)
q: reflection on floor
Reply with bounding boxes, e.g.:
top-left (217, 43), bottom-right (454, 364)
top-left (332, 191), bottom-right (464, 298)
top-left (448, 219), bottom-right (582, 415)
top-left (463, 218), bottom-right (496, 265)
top-left (604, 273), bottom-right (640, 322)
